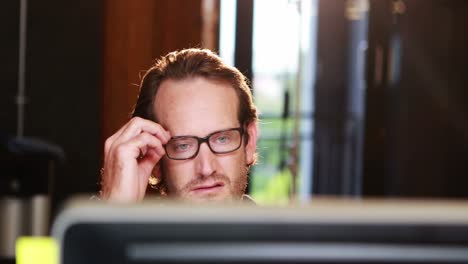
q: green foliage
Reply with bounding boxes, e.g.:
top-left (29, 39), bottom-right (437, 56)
top-left (251, 169), bottom-right (292, 205)
top-left (249, 71), bottom-right (299, 205)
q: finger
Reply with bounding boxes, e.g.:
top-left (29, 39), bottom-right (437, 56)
top-left (118, 131), bottom-right (166, 161)
top-left (138, 149), bottom-right (161, 183)
top-left (138, 152), bottom-right (161, 192)
top-left (105, 117), bottom-right (170, 159)
top-left (139, 148), bottom-right (160, 166)
top-left (109, 132), bottom-right (166, 198)
top-left (104, 119), bottom-right (135, 155)
top-left (115, 117), bottom-right (171, 147)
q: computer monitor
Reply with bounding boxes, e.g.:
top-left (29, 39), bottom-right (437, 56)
top-left (52, 198), bottom-right (468, 264)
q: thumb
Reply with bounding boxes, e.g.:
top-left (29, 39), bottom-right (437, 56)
top-left (138, 149), bottom-right (162, 189)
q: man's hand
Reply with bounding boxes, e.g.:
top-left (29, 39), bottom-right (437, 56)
top-left (100, 117), bottom-right (171, 202)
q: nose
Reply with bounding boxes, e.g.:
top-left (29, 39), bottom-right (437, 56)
top-left (195, 142), bottom-right (218, 177)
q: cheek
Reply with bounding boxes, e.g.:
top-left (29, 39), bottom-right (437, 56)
top-left (219, 150), bottom-right (246, 176)
top-left (162, 160), bottom-right (194, 191)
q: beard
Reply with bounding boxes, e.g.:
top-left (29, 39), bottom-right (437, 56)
top-left (162, 160), bottom-right (249, 202)
top-left (159, 148), bottom-right (251, 202)
top-left (179, 169), bottom-right (248, 201)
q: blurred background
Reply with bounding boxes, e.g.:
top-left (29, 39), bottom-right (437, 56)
top-left (1, 0), bottom-right (468, 240)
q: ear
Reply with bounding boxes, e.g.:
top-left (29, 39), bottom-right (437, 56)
top-left (244, 121), bottom-right (258, 165)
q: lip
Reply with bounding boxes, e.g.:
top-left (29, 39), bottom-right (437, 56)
top-left (191, 181), bottom-right (225, 193)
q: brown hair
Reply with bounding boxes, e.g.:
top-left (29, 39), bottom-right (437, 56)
top-left (133, 48), bottom-right (257, 136)
top-left (132, 48), bottom-right (258, 194)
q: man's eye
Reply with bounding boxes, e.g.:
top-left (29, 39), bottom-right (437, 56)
top-left (216, 135), bottom-right (230, 144)
top-left (176, 144), bottom-right (188, 150)
top-left (174, 143), bottom-right (192, 152)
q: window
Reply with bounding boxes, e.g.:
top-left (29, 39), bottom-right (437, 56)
top-left (220, 0), bottom-right (319, 204)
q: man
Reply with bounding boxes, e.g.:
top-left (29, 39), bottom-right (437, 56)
top-left (100, 48), bottom-right (258, 203)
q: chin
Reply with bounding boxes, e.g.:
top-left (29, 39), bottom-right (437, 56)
top-left (185, 190), bottom-right (234, 203)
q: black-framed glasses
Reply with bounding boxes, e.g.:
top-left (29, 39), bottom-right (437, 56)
top-left (164, 127), bottom-right (244, 160)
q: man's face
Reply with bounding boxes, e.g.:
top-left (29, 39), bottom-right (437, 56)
top-left (154, 76), bottom-right (257, 202)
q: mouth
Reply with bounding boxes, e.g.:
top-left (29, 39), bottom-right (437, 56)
top-left (191, 181), bottom-right (225, 194)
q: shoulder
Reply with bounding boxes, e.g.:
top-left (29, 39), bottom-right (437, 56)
top-left (241, 194), bottom-right (256, 205)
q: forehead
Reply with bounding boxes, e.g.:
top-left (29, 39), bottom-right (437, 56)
top-left (154, 77), bottom-right (239, 136)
